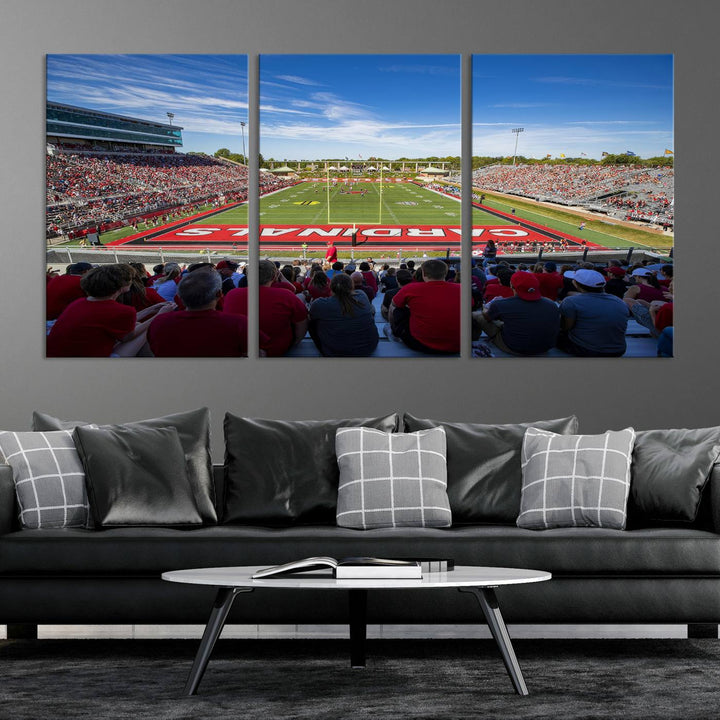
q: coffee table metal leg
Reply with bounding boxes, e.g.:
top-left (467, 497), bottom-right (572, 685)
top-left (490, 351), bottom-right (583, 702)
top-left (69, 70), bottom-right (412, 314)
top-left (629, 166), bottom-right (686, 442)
top-left (459, 586), bottom-right (529, 696)
top-left (184, 587), bottom-right (253, 696)
top-left (348, 588), bottom-right (368, 668)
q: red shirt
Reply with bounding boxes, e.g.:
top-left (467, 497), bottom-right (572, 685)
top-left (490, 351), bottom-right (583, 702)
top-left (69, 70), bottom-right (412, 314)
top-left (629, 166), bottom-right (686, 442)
top-left (147, 309), bottom-right (249, 357)
top-left (654, 302), bottom-right (673, 332)
top-left (306, 283), bottom-right (331, 301)
top-left (537, 272), bottom-right (564, 301)
top-left (124, 286), bottom-right (166, 312)
top-left (361, 270), bottom-right (378, 293)
top-left (392, 280), bottom-right (460, 352)
top-left (46, 274), bottom-right (85, 320)
top-left (47, 298), bottom-right (136, 357)
top-left (484, 284), bottom-right (513, 302)
top-left (224, 286), bottom-right (308, 357)
top-left (325, 244), bottom-right (338, 263)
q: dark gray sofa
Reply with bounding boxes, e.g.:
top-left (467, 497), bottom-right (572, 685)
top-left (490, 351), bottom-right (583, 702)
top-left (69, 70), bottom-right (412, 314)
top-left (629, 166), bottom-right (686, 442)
top-left (2, 462), bottom-right (720, 638)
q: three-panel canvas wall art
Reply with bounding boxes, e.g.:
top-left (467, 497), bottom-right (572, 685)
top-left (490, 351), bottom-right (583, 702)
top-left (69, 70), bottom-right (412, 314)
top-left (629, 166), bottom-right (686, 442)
top-left (45, 54), bottom-right (673, 358)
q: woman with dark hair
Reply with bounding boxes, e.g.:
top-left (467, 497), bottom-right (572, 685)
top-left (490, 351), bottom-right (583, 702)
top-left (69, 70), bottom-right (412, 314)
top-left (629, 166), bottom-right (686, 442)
top-left (482, 238), bottom-right (497, 262)
top-left (117, 263), bottom-right (165, 311)
top-left (304, 268), bottom-right (332, 302)
top-left (308, 272), bottom-right (378, 356)
top-left (280, 264), bottom-right (304, 293)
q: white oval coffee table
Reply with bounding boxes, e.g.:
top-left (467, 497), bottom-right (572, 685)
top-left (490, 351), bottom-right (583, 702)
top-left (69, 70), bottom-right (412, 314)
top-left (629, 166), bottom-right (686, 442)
top-left (163, 565), bottom-right (551, 697)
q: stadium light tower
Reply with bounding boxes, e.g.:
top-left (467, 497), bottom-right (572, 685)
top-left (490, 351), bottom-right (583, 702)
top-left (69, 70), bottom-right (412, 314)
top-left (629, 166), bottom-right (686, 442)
top-left (240, 121), bottom-right (246, 164)
top-left (166, 112), bottom-right (174, 126)
top-left (511, 127), bottom-right (524, 166)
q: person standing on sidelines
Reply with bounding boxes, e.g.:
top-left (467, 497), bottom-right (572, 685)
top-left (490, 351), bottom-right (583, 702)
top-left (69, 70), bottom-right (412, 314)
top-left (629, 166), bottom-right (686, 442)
top-left (325, 240), bottom-right (338, 265)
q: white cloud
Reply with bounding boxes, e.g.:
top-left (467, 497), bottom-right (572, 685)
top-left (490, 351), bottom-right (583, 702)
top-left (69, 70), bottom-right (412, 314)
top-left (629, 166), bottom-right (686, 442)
top-left (275, 74), bottom-right (324, 86)
top-left (472, 123), bottom-right (673, 158)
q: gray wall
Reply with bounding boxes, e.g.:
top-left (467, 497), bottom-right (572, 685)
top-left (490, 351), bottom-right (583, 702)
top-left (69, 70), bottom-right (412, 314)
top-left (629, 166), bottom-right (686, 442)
top-left (0, 0), bottom-right (716, 459)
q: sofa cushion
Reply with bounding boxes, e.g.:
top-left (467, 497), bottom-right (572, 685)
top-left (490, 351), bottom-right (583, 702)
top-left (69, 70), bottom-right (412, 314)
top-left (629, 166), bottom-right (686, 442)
top-left (630, 427), bottom-right (720, 524)
top-left (517, 427), bottom-right (635, 530)
top-left (31, 409), bottom-right (216, 524)
top-left (32, 411), bottom-right (90, 432)
top-left (0, 430), bottom-right (90, 529)
top-left (335, 427), bottom-right (451, 529)
top-left (1, 525), bottom-right (718, 576)
top-left (223, 413), bottom-right (399, 525)
top-left (402, 414), bottom-right (579, 524)
top-left (73, 424), bottom-right (203, 528)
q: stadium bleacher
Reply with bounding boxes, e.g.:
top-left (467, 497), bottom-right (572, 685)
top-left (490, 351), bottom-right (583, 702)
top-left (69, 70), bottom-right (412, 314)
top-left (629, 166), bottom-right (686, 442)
top-left (286, 287), bottom-right (660, 358)
top-left (46, 152), bottom-right (251, 236)
top-left (470, 164), bottom-right (674, 228)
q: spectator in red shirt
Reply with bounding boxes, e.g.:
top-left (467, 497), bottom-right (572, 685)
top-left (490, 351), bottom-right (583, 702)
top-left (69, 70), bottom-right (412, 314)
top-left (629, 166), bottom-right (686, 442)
top-left (280, 265), bottom-right (304, 293)
top-left (304, 269), bottom-right (332, 302)
top-left (117, 263), bottom-right (166, 311)
top-left (483, 267), bottom-right (514, 303)
top-left (46, 262), bottom-right (93, 321)
top-left (47, 264), bottom-right (173, 357)
top-left (389, 258), bottom-right (460, 354)
top-left (224, 260), bottom-right (308, 357)
top-left (148, 268), bottom-right (250, 357)
top-left (536, 261), bottom-right (565, 301)
top-left (358, 261), bottom-right (378, 293)
top-left (325, 240), bottom-right (338, 264)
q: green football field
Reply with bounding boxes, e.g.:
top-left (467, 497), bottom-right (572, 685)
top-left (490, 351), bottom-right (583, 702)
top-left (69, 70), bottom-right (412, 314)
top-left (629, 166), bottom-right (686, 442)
top-left (197, 181), bottom-right (670, 251)
top-left (90, 179), bottom-right (672, 253)
top-left (202, 180), bottom-right (463, 226)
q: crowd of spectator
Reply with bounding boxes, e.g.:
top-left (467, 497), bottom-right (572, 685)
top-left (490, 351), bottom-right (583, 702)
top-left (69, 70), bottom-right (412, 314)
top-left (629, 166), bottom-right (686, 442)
top-left (470, 257), bottom-right (673, 357)
top-left (45, 254), bottom-right (466, 358)
top-left (45, 248), bottom-right (671, 359)
top-left (46, 149), bottom-right (295, 238)
top-left (469, 164), bottom-right (674, 228)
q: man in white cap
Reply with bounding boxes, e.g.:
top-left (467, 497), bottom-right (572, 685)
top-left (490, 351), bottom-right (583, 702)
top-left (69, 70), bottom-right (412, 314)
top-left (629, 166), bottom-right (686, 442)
top-left (557, 268), bottom-right (630, 357)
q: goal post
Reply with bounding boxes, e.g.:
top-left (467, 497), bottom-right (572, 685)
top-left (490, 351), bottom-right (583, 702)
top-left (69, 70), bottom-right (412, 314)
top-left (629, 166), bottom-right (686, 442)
top-left (325, 163), bottom-right (384, 225)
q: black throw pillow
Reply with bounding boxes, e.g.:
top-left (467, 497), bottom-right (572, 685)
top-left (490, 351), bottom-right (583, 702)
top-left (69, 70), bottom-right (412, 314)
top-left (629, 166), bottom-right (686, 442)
top-left (629, 427), bottom-right (720, 524)
top-left (32, 408), bottom-right (216, 523)
top-left (223, 413), bottom-right (399, 525)
top-left (402, 413), bottom-right (579, 524)
top-left (73, 424), bottom-right (203, 528)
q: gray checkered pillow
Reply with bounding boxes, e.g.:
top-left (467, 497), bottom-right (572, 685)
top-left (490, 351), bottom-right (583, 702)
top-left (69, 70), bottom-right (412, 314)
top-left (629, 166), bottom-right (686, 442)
top-left (335, 426), bottom-right (452, 529)
top-left (517, 427), bottom-right (636, 530)
top-left (0, 430), bottom-right (90, 529)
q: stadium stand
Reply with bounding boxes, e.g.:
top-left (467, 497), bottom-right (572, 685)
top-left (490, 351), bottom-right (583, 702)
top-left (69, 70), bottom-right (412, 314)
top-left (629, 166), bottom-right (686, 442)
top-left (45, 101), bottom-right (295, 240)
top-left (469, 164), bottom-right (674, 228)
top-left (46, 152), bottom-right (250, 238)
top-left (45, 258), bottom-right (670, 358)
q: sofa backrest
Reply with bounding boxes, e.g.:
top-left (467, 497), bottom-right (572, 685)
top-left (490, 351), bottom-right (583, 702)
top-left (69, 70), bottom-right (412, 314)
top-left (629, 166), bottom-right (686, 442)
top-left (2, 462), bottom-right (720, 532)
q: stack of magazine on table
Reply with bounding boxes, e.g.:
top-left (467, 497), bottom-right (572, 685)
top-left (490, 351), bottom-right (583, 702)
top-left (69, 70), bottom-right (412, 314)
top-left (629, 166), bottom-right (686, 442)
top-left (252, 557), bottom-right (454, 580)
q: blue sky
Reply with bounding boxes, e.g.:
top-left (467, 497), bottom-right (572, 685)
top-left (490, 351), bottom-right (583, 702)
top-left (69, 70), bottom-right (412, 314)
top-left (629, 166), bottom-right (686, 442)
top-left (46, 55), bottom-right (248, 155)
top-left (46, 54), bottom-right (672, 161)
top-left (260, 55), bottom-right (461, 160)
top-left (473, 55), bottom-right (673, 159)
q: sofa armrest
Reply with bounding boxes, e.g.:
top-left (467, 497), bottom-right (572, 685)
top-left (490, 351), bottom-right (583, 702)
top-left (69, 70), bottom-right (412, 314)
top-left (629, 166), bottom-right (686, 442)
top-left (711, 462), bottom-right (720, 534)
top-left (0, 464), bottom-right (16, 535)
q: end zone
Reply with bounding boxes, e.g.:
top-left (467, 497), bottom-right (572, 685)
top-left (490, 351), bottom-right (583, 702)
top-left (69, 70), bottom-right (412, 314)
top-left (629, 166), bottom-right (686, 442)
top-left (105, 223), bottom-right (606, 253)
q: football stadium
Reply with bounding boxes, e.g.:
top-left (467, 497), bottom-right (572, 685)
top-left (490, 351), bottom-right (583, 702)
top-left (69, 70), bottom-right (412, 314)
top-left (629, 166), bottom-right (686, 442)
top-left (46, 104), bottom-right (673, 264)
top-left (45, 99), bottom-right (673, 359)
